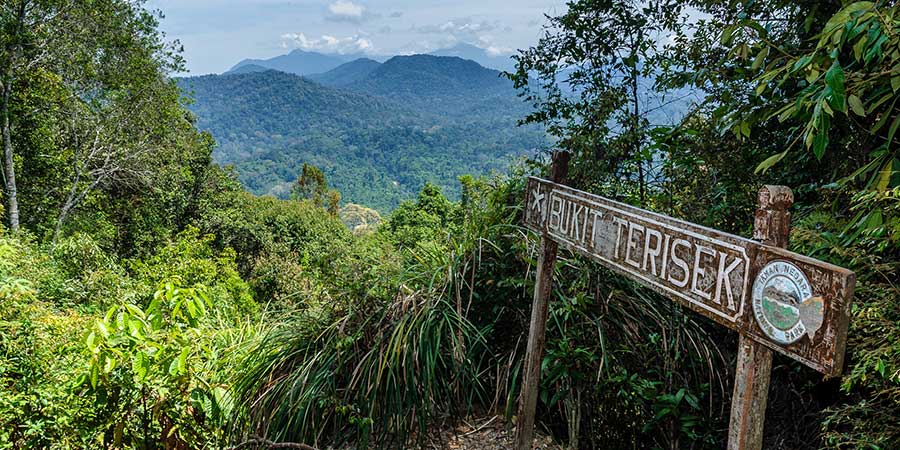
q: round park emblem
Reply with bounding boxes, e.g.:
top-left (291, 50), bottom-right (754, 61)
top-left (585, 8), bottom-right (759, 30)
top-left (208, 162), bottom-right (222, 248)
top-left (752, 261), bottom-right (825, 345)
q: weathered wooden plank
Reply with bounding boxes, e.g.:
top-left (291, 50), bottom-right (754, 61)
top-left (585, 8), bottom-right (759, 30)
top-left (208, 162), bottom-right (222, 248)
top-left (728, 334), bottom-right (773, 450)
top-left (522, 177), bottom-right (855, 376)
top-left (728, 185), bottom-right (789, 450)
top-left (514, 152), bottom-right (570, 450)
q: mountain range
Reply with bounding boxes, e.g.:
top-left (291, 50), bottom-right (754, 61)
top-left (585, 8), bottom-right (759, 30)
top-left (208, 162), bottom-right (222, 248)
top-left (306, 58), bottom-right (381, 86)
top-left (429, 43), bottom-right (516, 71)
top-left (229, 49), bottom-right (360, 76)
top-left (179, 54), bottom-right (546, 211)
top-left (227, 43), bottom-right (515, 75)
top-left (313, 55), bottom-right (522, 116)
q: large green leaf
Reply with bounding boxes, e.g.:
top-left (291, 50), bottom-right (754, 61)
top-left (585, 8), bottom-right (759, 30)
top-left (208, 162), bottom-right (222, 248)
top-left (848, 94), bottom-right (866, 116)
top-left (178, 347), bottom-right (190, 375)
top-left (888, 113), bottom-right (900, 150)
top-left (755, 150), bottom-right (788, 173)
top-left (813, 130), bottom-right (829, 160)
top-left (752, 46), bottom-right (769, 71)
top-left (817, 2), bottom-right (875, 48)
top-left (104, 355), bottom-right (117, 374)
top-left (825, 60), bottom-right (846, 113)
top-left (876, 160), bottom-right (894, 191)
top-left (133, 351), bottom-right (150, 382)
top-left (86, 332), bottom-right (99, 354)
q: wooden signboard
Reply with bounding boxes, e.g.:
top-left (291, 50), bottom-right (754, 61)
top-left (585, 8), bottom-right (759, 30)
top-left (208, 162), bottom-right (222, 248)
top-left (514, 155), bottom-right (856, 450)
top-left (522, 176), bottom-right (854, 374)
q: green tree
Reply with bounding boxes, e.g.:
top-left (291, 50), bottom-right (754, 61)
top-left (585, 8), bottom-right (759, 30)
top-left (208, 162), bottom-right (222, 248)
top-left (327, 189), bottom-right (341, 217)
top-left (1, 0), bottom-right (184, 233)
top-left (294, 163), bottom-right (328, 206)
top-left (736, 1), bottom-right (900, 191)
top-left (507, 0), bottom-right (686, 203)
top-left (383, 182), bottom-right (456, 249)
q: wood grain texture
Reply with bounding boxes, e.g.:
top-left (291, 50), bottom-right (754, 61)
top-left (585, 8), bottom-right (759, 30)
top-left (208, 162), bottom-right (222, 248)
top-left (514, 152), bottom-right (569, 450)
top-left (728, 334), bottom-right (774, 450)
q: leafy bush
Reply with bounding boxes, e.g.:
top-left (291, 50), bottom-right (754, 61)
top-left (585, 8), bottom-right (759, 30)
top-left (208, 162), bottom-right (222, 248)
top-left (0, 225), bottom-right (260, 449)
top-left (50, 233), bottom-right (135, 309)
top-left (75, 279), bottom-right (229, 449)
top-left (130, 227), bottom-right (256, 318)
top-left (0, 234), bottom-right (95, 448)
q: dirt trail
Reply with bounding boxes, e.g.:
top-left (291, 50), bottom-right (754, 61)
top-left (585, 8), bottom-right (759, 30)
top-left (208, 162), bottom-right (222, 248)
top-left (434, 416), bottom-right (562, 450)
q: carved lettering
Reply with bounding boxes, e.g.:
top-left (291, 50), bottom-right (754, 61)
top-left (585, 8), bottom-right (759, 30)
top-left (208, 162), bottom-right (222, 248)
top-left (530, 182), bottom-right (753, 324)
top-left (524, 176), bottom-right (857, 376)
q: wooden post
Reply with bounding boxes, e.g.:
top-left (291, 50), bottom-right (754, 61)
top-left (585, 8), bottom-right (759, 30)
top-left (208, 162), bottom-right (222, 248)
top-left (727, 185), bottom-right (793, 450)
top-left (515, 150), bottom-right (570, 450)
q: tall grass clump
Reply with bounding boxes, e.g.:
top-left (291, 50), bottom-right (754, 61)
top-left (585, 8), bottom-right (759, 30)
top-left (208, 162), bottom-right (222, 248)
top-left (230, 292), bottom-right (487, 448)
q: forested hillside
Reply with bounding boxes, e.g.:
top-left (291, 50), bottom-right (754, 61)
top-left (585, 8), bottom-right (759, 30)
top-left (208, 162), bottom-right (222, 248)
top-left (306, 58), bottom-right (382, 86)
top-left (346, 55), bottom-right (522, 115)
top-left (2, 1), bottom-right (900, 450)
top-left (180, 57), bottom-right (545, 211)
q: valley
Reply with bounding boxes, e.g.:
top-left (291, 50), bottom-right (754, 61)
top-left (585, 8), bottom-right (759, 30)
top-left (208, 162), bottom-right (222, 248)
top-left (181, 53), bottom-right (545, 211)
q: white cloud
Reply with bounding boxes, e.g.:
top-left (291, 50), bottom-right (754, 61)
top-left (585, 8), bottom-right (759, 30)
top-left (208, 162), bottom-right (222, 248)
top-left (417, 18), bottom-right (498, 35)
top-left (329, 0), bottom-right (363, 18)
top-left (484, 45), bottom-right (511, 56)
top-left (280, 32), bottom-right (373, 54)
top-left (396, 23), bottom-right (515, 57)
top-left (478, 35), bottom-right (511, 56)
top-left (413, 18), bottom-right (514, 55)
top-left (326, 0), bottom-right (377, 23)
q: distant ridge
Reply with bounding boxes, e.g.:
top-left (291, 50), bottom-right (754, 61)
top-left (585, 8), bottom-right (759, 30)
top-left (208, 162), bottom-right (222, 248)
top-left (228, 64), bottom-right (272, 75)
top-left (347, 54), bottom-right (523, 117)
top-left (428, 43), bottom-right (514, 71)
top-left (229, 49), bottom-right (354, 76)
top-left (307, 58), bottom-right (382, 87)
top-left (224, 42), bottom-right (513, 76)
top-left (178, 70), bottom-right (408, 131)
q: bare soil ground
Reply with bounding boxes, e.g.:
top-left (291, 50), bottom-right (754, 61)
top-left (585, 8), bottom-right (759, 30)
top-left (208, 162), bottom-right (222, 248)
top-left (311, 416), bottom-right (562, 450)
top-left (429, 416), bottom-right (563, 450)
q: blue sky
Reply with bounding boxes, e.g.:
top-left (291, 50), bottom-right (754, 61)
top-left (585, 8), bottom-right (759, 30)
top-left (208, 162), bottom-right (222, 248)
top-left (146, 0), bottom-right (568, 75)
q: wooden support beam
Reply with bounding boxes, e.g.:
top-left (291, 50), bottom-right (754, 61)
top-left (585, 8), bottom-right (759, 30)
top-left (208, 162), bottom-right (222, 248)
top-left (727, 185), bottom-right (793, 450)
top-left (514, 150), bottom-right (569, 450)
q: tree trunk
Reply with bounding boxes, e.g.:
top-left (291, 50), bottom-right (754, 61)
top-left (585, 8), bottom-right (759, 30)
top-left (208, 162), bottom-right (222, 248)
top-left (1, 69), bottom-right (20, 232)
top-left (53, 199), bottom-right (73, 243)
top-left (54, 174), bottom-right (103, 243)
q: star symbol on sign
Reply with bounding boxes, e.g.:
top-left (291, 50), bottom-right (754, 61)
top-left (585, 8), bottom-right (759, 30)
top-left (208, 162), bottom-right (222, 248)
top-left (530, 188), bottom-right (545, 217)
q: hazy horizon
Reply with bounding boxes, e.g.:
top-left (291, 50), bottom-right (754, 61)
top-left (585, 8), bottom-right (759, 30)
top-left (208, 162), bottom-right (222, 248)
top-left (146, 0), bottom-right (567, 75)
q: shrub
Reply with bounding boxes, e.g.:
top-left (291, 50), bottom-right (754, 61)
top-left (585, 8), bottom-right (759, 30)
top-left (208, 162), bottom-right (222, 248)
top-left (130, 226), bottom-right (256, 318)
top-left (75, 279), bottom-right (231, 449)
